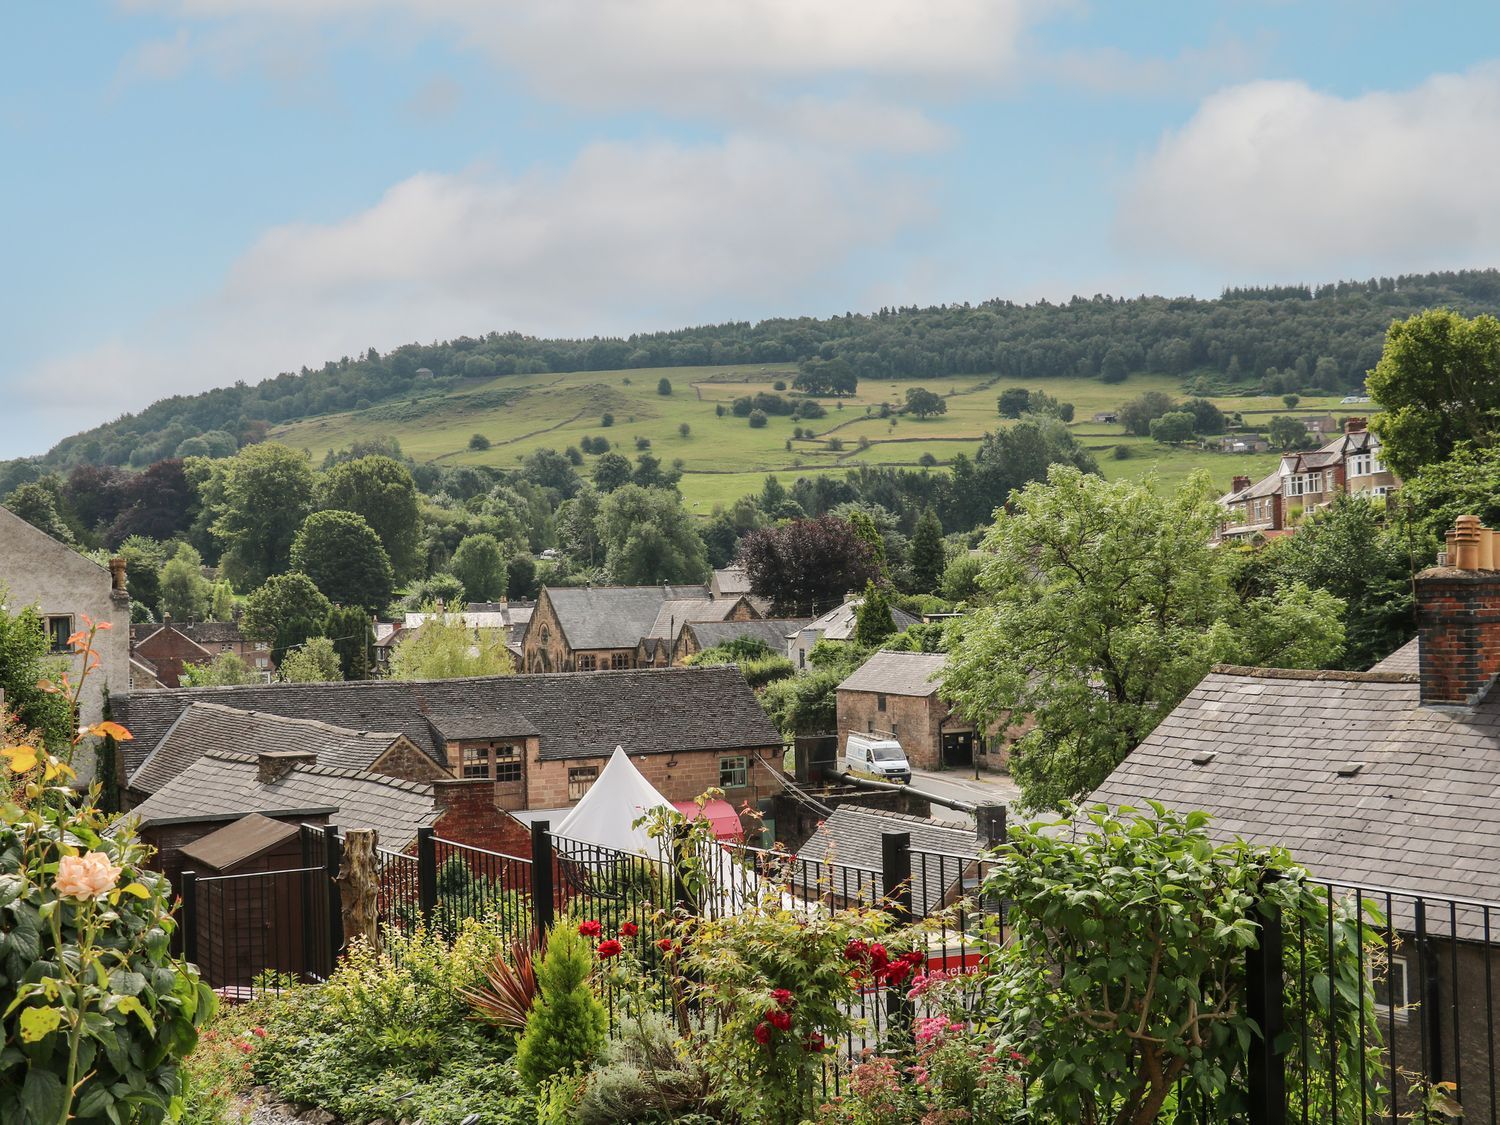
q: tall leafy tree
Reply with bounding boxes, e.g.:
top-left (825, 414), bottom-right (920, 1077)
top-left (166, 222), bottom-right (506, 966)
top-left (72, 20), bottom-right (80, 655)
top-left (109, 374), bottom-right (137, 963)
top-left (904, 387), bottom-right (947, 419)
top-left (943, 467), bottom-right (1345, 809)
top-left (851, 580), bottom-right (896, 647)
top-left (324, 604), bottom-right (373, 681)
top-left (0, 602), bottom-right (71, 750)
top-left (116, 536), bottom-right (167, 616)
top-left (241, 573), bottom-right (333, 661)
top-left (907, 507), bottom-right (946, 593)
top-left (158, 545), bottom-right (213, 622)
top-left (592, 452), bottom-right (633, 493)
top-left (212, 443), bottom-right (316, 589)
top-left (320, 455), bottom-right (423, 581)
top-left (279, 637), bottom-right (344, 683)
top-left (596, 484), bottom-right (708, 585)
top-left (4, 482), bottom-right (74, 544)
top-left (449, 533), bottom-right (508, 602)
top-left (290, 510), bottom-right (394, 614)
top-left (1368, 308), bottom-right (1500, 479)
top-left (739, 514), bottom-right (881, 616)
top-left (387, 615), bottom-right (513, 680)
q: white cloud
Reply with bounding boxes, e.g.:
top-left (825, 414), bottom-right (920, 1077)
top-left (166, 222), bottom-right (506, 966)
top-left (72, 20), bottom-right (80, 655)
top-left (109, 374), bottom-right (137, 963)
top-left (10, 135), bottom-right (929, 453)
top-left (1119, 66), bottom-right (1500, 274)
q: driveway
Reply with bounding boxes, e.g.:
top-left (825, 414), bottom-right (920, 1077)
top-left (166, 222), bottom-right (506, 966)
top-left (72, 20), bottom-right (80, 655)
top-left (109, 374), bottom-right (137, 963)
top-left (908, 768), bottom-right (1021, 825)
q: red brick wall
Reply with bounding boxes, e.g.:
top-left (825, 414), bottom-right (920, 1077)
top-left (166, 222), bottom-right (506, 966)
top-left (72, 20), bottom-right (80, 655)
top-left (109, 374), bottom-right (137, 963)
top-left (430, 778), bottom-right (532, 854)
top-left (133, 628), bottom-right (212, 688)
top-left (1417, 570), bottom-right (1500, 705)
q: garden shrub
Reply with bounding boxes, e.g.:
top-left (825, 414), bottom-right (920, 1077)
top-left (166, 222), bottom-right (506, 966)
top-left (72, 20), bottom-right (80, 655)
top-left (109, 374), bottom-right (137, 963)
top-left (573, 1011), bottom-right (710, 1125)
top-left (515, 924), bottom-right (609, 1089)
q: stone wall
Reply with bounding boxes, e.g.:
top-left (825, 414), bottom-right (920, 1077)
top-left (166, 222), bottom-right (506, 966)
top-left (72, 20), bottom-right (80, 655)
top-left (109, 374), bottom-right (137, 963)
top-left (525, 745), bottom-right (784, 812)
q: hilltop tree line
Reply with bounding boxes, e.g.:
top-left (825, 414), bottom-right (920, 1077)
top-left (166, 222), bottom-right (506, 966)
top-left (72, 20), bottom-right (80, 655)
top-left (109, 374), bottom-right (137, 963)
top-left (23, 269), bottom-right (1500, 473)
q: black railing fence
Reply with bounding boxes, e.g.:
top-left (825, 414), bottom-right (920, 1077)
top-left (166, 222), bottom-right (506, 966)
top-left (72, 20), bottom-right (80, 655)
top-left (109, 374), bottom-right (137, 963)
top-left (177, 820), bottom-right (1500, 1123)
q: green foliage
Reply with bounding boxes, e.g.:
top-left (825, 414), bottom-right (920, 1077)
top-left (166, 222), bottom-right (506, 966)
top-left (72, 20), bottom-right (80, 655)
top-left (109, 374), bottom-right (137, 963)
top-left (883, 620), bottom-right (949, 653)
top-left (158, 545), bottom-right (213, 622)
top-left (401, 571), bottom-right (466, 612)
top-left (278, 636), bottom-right (343, 682)
top-left (1399, 440), bottom-right (1500, 550)
top-left (1118, 390), bottom-right (1176, 437)
top-left (515, 925), bottom-right (608, 1091)
top-left (1269, 414), bottom-right (1313, 450)
top-left (0, 792), bottom-right (214, 1125)
top-left (592, 452), bottom-right (633, 493)
top-left (596, 485), bottom-right (708, 585)
top-left (748, 409), bottom-right (768, 428)
top-left (1368, 308), bottom-right (1500, 479)
top-left (388, 613), bottom-right (514, 680)
top-left (116, 537), bottom-right (167, 615)
top-left (320, 454), bottom-right (424, 581)
top-left (179, 652), bottom-right (260, 687)
top-left (907, 507), bottom-right (945, 593)
top-left (684, 638), bottom-right (795, 689)
top-left (944, 468), bottom-right (1344, 809)
top-left (657, 377), bottom-right (673, 396)
top-left (759, 648), bottom-right (865, 736)
top-left (572, 1012), bottom-right (711, 1125)
top-left (851, 581), bottom-right (896, 648)
top-left (3, 482), bottom-right (75, 544)
top-left (450, 533), bottom-right (509, 602)
top-left (240, 573), bottom-right (333, 657)
top-left (0, 601), bottom-right (70, 751)
top-left (289, 509), bottom-right (394, 614)
top-left (904, 386), bottom-right (946, 419)
top-left (323, 604), bottom-right (372, 680)
top-left (470, 432), bottom-right (491, 451)
top-left (939, 551), bottom-right (984, 603)
top-left (210, 443), bottom-right (316, 589)
top-left (982, 803), bottom-right (1385, 1124)
top-left (739, 514), bottom-right (881, 616)
top-left (1148, 409), bottom-right (1196, 444)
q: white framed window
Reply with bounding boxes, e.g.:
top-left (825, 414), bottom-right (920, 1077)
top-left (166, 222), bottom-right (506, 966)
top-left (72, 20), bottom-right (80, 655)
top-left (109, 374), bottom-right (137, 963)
top-left (719, 756), bottom-right (748, 788)
top-left (1370, 454), bottom-right (1385, 474)
top-left (1349, 453), bottom-right (1371, 477)
top-left (1371, 485), bottom-right (1394, 498)
top-left (1370, 955), bottom-right (1411, 1023)
top-left (1286, 474), bottom-right (1307, 497)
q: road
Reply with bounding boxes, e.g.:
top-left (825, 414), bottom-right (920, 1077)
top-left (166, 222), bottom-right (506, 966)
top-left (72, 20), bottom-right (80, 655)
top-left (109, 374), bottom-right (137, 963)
top-left (908, 768), bottom-right (1021, 825)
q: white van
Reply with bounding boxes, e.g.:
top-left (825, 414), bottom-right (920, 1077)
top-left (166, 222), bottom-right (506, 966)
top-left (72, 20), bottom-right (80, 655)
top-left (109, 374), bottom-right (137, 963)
top-left (841, 733), bottom-right (912, 784)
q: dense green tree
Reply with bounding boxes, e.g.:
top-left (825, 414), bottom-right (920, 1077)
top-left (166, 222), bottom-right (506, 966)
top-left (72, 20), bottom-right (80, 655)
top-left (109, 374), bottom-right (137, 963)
top-left (592, 452), bottom-right (633, 493)
top-left (158, 545), bottom-right (213, 622)
top-left (0, 602), bottom-right (71, 750)
top-left (1268, 415), bottom-right (1312, 450)
top-left (209, 581), bottom-right (235, 620)
top-left (1148, 410), bottom-right (1196, 444)
top-left (449, 533), bottom-right (508, 602)
top-left (908, 507), bottom-right (946, 593)
top-left (1368, 308), bottom-right (1500, 478)
top-left (180, 652), bottom-right (260, 687)
top-left (507, 555), bottom-right (539, 600)
top-left (320, 454), bottom-right (423, 581)
top-left (953, 416), bottom-right (1100, 530)
top-left (940, 551), bottom-right (985, 602)
top-left (212, 443), bottom-right (316, 589)
top-left (116, 536), bottom-right (167, 615)
top-left (904, 387), bottom-right (947, 419)
top-left (241, 573), bottom-right (333, 655)
top-left (997, 388), bottom-right (1032, 418)
top-left (748, 409), bottom-right (768, 428)
top-left (4, 482), bottom-right (74, 543)
top-left (557, 487), bottom-right (605, 570)
top-left (1399, 442), bottom-right (1500, 548)
top-left (387, 614), bottom-right (513, 680)
top-left (657, 377), bottom-right (672, 395)
top-left (851, 581), bottom-right (897, 647)
top-left (845, 508), bottom-right (887, 576)
top-left (469, 433), bottom-right (491, 451)
top-left (943, 468), bottom-right (1344, 809)
top-left (739, 515), bottom-right (881, 616)
top-left (596, 485), bottom-right (708, 584)
top-left (290, 510), bottom-right (394, 613)
top-left (279, 636), bottom-right (344, 683)
top-left (1118, 391), bottom-right (1176, 437)
top-left (1181, 398), bottom-right (1226, 435)
top-left (323, 604), bottom-right (373, 681)
top-left (631, 452), bottom-right (680, 490)
top-left (520, 448), bottom-right (582, 500)
top-left (400, 572), bottom-right (466, 612)
top-left (515, 925), bottom-right (608, 1091)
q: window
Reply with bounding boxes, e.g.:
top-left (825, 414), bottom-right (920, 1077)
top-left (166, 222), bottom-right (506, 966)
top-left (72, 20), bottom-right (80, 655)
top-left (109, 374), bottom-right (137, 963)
top-left (719, 755), bottom-right (748, 788)
top-left (798, 649), bottom-right (805, 669)
top-left (1371, 485), bottom-right (1394, 498)
top-left (568, 766), bottom-right (599, 800)
top-left (1370, 454), bottom-right (1385, 474)
top-left (876, 693), bottom-right (887, 713)
top-left (540, 626), bottom-right (551, 645)
top-left (1349, 453), bottom-right (1371, 477)
top-left (579, 655), bottom-right (596, 671)
top-left (1370, 955), bottom-right (1410, 1023)
top-left (610, 653), bottom-right (629, 670)
top-left (462, 743), bottom-right (524, 782)
top-left (255, 641), bottom-right (270, 652)
top-left (45, 616), bottom-right (71, 654)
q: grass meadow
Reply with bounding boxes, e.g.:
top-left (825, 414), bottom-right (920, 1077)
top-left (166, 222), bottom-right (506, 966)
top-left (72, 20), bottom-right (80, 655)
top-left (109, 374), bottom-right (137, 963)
top-left (270, 365), bottom-right (1363, 515)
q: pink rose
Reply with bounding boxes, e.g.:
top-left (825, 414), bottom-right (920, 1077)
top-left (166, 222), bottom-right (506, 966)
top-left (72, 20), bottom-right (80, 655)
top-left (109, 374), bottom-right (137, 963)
top-left (55, 852), bottom-right (122, 900)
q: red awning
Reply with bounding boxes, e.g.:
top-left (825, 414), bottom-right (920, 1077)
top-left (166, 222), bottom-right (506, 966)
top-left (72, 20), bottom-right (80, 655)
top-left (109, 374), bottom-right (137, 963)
top-left (671, 798), bottom-right (744, 841)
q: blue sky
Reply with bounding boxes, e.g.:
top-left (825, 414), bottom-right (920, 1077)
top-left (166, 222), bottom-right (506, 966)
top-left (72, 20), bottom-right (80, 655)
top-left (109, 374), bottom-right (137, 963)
top-left (6, 1), bottom-right (1500, 455)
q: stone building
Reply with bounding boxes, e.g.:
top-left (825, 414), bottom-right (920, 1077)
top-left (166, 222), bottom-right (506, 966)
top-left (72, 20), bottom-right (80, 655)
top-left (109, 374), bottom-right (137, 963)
top-left (835, 650), bottom-right (1002, 772)
top-left (787, 597), bottom-right (919, 669)
top-left (131, 620), bottom-right (274, 687)
top-left (0, 505), bottom-right (130, 772)
top-left (672, 617), bottom-right (811, 664)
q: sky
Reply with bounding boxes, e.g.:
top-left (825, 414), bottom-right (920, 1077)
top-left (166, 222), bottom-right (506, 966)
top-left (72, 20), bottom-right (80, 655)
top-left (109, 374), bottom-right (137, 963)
top-left (6, 1), bottom-right (1500, 456)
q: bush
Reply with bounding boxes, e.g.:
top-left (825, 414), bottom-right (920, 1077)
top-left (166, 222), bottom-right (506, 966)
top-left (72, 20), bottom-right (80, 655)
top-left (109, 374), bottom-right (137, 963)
top-left (469, 433), bottom-right (491, 451)
top-left (1112, 443), bottom-right (1133, 460)
top-left (635, 436), bottom-right (651, 451)
top-left (657, 378), bottom-right (672, 396)
top-left (773, 379), bottom-right (787, 391)
top-left (601, 413), bottom-right (614, 427)
top-left (919, 452), bottom-right (937, 467)
top-left (715, 403), bottom-right (726, 418)
top-left (515, 925), bottom-right (608, 1090)
top-left (827, 437), bottom-right (844, 451)
top-left (731, 397), bottom-right (753, 417)
top-left (748, 410), bottom-right (768, 429)
top-left (793, 399), bottom-right (826, 420)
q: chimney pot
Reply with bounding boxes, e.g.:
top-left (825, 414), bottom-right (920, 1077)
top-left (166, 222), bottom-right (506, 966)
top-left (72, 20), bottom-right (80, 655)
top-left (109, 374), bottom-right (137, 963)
top-left (1418, 516), bottom-right (1500, 705)
top-left (108, 557), bottom-right (127, 593)
top-left (1344, 416), bottom-right (1367, 434)
top-left (1455, 515), bottom-right (1483, 571)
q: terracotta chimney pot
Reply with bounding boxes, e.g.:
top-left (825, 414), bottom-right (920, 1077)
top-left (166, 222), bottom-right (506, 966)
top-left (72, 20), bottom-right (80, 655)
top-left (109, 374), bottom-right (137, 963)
top-left (1455, 515), bottom-right (1483, 571)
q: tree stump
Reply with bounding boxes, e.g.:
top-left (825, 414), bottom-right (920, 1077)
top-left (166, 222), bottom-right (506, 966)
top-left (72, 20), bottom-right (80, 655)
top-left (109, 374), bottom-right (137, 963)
top-left (336, 829), bottom-right (380, 954)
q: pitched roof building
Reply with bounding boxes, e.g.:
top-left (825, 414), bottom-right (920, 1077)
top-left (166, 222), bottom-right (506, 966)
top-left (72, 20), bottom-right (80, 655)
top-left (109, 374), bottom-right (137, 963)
top-left (787, 598), bottom-right (920, 669)
top-left (672, 617), bottom-right (812, 664)
top-left (836, 651), bottom-right (1006, 772)
top-left (799, 805), bottom-right (981, 915)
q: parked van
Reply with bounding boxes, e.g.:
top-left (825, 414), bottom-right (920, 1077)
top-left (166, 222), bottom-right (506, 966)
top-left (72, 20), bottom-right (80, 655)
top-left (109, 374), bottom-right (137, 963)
top-left (841, 733), bottom-right (912, 784)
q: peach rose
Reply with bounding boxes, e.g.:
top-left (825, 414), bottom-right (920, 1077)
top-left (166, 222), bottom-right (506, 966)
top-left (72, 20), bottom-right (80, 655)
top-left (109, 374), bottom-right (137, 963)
top-left (55, 851), bottom-right (122, 900)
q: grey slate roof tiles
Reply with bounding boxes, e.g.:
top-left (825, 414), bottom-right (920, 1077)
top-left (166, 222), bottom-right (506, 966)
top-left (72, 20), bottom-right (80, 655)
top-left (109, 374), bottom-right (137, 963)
top-left (838, 651), bottom-right (948, 697)
top-left (115, 665), bottom-right (782, 776)
top-left (684, 618), bottom-right (812, 652)
top-left (540, 584), bottom-right (712, 650)
top-left (800, 805), bottom-right (980, 916)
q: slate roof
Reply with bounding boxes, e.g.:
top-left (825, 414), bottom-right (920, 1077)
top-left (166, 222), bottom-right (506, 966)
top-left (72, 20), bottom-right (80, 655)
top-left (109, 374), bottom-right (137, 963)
top-left (128, 702), bottom-right (408, 796)
top-left (1371, 637), bottom-right (1419, 674)
top-left (796, 600), bottom-right (920, 643)
top-left (712, 567), bottom-right (753, 595)
top-left (838, 651), bottom-right (948, 697)
top-left (800, 805), bottom-right (979, 916)
top-left (127, 750), bottom-right (439, 849)
top-left (646, 598), bottom-right (742, 640)
top-left (683, 618), bottom-right (812, 652)
top-left (1085, 661), bottom-right (1500, 904)
top-left (538, 585), bottom-right (713, 650)
top-left (114, 666), bottom-right (781, 774)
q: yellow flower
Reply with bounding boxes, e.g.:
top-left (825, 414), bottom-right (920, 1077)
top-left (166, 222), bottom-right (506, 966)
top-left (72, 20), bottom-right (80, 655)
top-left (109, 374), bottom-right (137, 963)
top-left (55, 852), bottom-right (122, 900)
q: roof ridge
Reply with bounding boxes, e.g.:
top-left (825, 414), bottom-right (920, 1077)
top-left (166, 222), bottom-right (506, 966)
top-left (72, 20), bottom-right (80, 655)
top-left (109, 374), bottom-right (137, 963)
top-left (1208, 664), bottom-right (1419, 684)
top-left (201, 748), bottom-right (436, 795)
top-left (184, 700), bottom-right (403, 741)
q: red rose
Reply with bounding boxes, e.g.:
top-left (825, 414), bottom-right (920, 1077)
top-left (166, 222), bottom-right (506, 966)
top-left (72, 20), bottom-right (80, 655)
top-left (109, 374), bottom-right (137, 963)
top-left (767, 1009), bottom-right (793, 1031)
top-left (803, 1032), bottom-right (826, 1053)
top-left (250, 1027), bottom-right (267, 1038)
top-left (868, 943), bottom-right (889, 972)
top-left (597, 938), bottom-right (623, 958)
top-left (656, 937), bottom-right (674, 952)
top-left (619, 921), bottom-right (639, 937)
top-left (753, 1021), bottom-right (774, 1045)
top-left (770, 987), bottom-right (794, 1008)
top-left (882, 960), bottom-right (913, 986)
top-left (578, 920), bottom-right (602, 937)
top-left (843, 939), bottom-right (869, 962)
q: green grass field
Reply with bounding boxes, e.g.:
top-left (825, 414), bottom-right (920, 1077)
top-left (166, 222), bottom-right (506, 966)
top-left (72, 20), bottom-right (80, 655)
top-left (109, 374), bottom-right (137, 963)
top-left (269, 365), bottom-right (1367, 515)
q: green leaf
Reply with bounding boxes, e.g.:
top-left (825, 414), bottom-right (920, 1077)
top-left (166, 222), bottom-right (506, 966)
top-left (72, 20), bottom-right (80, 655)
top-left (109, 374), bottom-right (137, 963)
top-left (17, 1007), bottom-right (62, 1044)
top-left (114, 994), bottom-right (156, 1035)
top-left (21, 1067), bottom-right (66, 1125)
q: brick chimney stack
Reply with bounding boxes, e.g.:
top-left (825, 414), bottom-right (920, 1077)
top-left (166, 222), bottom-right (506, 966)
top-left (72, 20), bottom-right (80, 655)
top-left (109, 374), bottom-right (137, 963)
top-left (1417, 515), bottom-right (1500, 706)
top-left (1231, 475), bottom-right (1251, 494)
top-left (257, 750), bottom-right (316, 784)
top-left (1344, 417), bottom-right (1368, 434)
